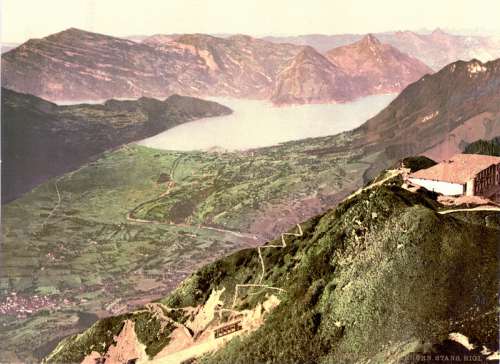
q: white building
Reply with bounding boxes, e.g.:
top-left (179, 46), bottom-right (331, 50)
top-left (408, 154), bottom-right (500, 197)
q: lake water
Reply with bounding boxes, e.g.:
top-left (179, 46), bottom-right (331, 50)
top-left (138, 94), bottom-right (396, 151)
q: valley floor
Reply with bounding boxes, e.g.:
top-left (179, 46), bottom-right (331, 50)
top-left (1, 131), bottom-right (369, 361)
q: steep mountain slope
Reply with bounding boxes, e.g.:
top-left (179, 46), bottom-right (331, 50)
top-left (145, 34), bottom-right (302, 99)
top-left (1, 88), bottom-right (232, 202)
top-left (271, 46), bottom-right (355, 105)
top-left (1, 28), bottom-right (444, 105)
top-left (325, 34), bottom-right (432, 96)
top-left (1, 29), bottom-right (303, 102)
top-left (4, 57), bottom-right (500, 361)
top-left (355, 58), bottom-right (500, 179)
top-left (44, 172), bottom-right (499, 363)
top-left (265, 29), bottom-right (500, 70)
top-left (1, 28), bottom-right (212, 101)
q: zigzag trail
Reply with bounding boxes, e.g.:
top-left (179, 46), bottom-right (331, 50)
top-left (231, 223), bottom-right (303, 308)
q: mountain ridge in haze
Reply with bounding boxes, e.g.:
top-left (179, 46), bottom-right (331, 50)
top-left (264, 28), bottom-right (500, 70)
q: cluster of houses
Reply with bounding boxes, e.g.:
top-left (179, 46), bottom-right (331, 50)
top-left (408, 154), bottom-right (500, 200)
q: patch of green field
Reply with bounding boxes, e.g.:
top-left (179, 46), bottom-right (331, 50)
top-left (1, 129), bottom-right (382, 361)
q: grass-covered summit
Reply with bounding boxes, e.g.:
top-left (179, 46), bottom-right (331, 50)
top-left (45, 169), bottom-right (499, 363)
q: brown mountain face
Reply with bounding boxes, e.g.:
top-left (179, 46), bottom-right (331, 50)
top-left (326, 34), bottom-right (433, 96)
top-left (1, 28), bottom-right (213, 101)
top-left (3, 28), bottom-right (436, 105)
top-left (144, 33), bottom-right (302, 99)
top-left (1, 29), bottom-right (302, 102)
top-left (355, 58), bottom-right (500, 179)
top-left (271, 46), bottom-right (355, 105)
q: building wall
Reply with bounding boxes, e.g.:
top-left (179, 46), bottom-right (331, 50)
top-left (473, 163), bottom-right (500, 197)
top-left (408, 178), bottom-right (464, 196)
top-left (465, 180), bottom-right (475, 196)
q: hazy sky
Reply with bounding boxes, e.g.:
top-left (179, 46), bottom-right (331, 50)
top-left (2, 0), bottom-right (500, 43)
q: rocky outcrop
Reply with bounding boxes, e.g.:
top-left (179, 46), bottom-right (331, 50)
top-left (1, 28), bottom-right (436, 105)
top-left (326, 34), bottom-right (432, 96)
top-left (271, 46), bottom-right (355, 105)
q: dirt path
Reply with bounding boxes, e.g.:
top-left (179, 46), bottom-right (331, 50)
top-left (125, 156), bottom-right (259, 242)
top-left (256, 223), bottom-right (303, 283)
top-left (346, 168), bottom-right (406, 200)
top-left (231, 223), bottom-right (303, 308)
top-left (41, 176), bottom-right (64, 228)
top-left (438, 206), bottom-right (500, 214)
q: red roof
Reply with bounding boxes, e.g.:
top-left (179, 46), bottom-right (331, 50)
top-left (409, 154), bottom-right (500, 184)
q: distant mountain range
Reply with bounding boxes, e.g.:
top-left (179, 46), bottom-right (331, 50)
top-left (264, 28), bottom-right (500, 70)
top-left (2, 28), bottom-right (431, 105)
top-left (1, 89), bottom-right (231, 202)
top-left (270, 35), bottom-right (433, 105)
top-left (325, 34), bottom-right (433, 96)
top-left (4, 49), bottom-right (500, 362)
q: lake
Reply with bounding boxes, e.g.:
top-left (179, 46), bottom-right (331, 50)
top-left (138, 94), bottom-right (396, 151)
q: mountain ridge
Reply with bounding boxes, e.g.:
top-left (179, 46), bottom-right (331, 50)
top-left (325, 34), bottom-right (433, 96)
top-left (1, 88), bottom-right (232, 202)
top-left (3, 28), bottom-right (432, 104)
top-left (270, 46), bottom-right (355, 105)
top-left (43, 167), bottom-right (499, 363)
top-left (264, 28), bottom-right (500, 70)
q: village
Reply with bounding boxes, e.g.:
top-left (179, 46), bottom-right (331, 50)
top-left (0, 292), bottom-right (69, 319)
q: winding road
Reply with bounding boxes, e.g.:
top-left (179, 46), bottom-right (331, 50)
top-left (41, 176), bottom-right (64, 228)
top-left (125, 155), bottom-right (259, 242)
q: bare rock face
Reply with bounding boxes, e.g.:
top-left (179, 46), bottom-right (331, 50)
top-left (271, 46), bottom-right (356, 105)
top-left (2, 29), bottom-right (433, 105)
top-left (1, 28), bottom-right (208, 101)
top-left (326, 34), bottom-right (433, 96)
top-left (147, 33), bottom-right (302, 99)
top-left (1, 28), bottom-right (302, 102)
top-left (356, 58), bottom-right (500, 180)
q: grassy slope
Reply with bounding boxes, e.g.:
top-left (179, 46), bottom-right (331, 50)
top-left (1, 88), bottom-right (232, 202)
top-left (1, 129), bottom-right (376, 361)
top-left (45, 174), bottom-right (499, 363)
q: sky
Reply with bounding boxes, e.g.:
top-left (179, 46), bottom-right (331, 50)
top-left (2, 0), bottom-right (500, 43)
